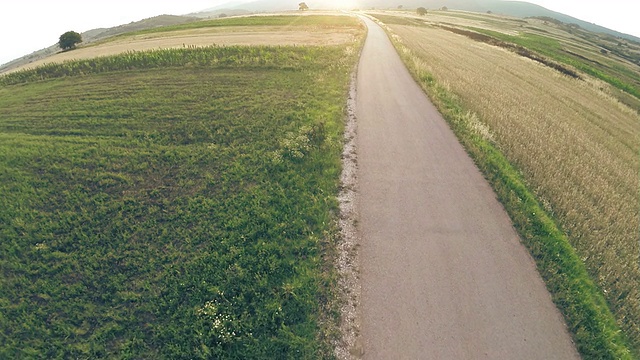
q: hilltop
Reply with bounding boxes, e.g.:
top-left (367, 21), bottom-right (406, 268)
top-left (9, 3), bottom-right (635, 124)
top-left (0, 15), bottom-right (197, 72)
top-left (200, 0), bottom-right (640, 42)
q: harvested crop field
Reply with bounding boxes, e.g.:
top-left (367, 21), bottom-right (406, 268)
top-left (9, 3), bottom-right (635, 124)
top-left (5, 15), bottom-right (363, 74)
top-left (370, 10), bottom-right (522, 36)
top-left (386, 22), bottom-right (640, 352)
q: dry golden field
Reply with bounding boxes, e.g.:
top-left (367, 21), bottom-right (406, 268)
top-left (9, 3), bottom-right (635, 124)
top-left (376, 10), bottom-right (640, 111)
top-left (382, 20), bottom-right (640, 349)
top-left (6, 25), bottom-right (359, 74)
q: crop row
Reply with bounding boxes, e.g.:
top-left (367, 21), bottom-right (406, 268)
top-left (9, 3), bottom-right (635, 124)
top-left (0, 45), bottom-right (347, 86)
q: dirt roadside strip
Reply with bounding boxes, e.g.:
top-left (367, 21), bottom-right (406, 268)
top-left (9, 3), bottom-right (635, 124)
top-left (352, 15), bottom-right (580, 359)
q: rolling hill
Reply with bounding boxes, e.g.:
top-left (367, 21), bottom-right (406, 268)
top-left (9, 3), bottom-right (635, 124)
top-left (0, 15), bottom-right (197, 72)
top-left (200, 0), bottom-right (640, 42)
top-left (4, 0), bottom-right (637, 71)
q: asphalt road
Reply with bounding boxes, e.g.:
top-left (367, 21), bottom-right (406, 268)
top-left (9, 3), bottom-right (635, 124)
top-left (355, 16), bottom-right (580, 360)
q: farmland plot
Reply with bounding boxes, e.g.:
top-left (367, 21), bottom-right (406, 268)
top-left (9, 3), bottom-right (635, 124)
top-left (4, 15), bottom-right (362, 74)
top-left (0, 38), bottom-right (362, 358)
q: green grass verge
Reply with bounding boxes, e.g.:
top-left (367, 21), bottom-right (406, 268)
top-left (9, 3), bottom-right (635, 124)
top-left (0, 44), bottom-right (359, 358)
top-left (380, 21), bottom-right (637, 360)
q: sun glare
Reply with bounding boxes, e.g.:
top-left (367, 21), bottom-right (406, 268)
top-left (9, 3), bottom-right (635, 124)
top-left (320, 0), bottom-right (360, 10)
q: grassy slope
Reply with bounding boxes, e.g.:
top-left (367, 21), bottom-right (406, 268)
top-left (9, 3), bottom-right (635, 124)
top-left (0, 42), bottom-right (359, 358)
top-left (468, 27), bottom-right (640, 101)
top-left (370, 14), bottom-right (638, 360)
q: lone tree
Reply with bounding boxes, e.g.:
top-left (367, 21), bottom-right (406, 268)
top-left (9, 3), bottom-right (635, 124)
top-left (59, 31), bottom-right (82, 50)
top-left (397, 5), bottom-right (403, 9)
top-left (417, 7), bottom-right (427, 16)
top-left (299, 2), bottom-right (309, 10)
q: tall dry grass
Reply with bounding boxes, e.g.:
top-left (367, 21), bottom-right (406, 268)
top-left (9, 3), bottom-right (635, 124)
top-left (389, 24), bottom-right (640, 350)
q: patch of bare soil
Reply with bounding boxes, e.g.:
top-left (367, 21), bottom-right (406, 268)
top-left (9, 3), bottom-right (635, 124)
top-left (333, 70), bottom-right (362, 360)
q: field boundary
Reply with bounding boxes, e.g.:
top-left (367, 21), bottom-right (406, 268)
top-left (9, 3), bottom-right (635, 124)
top-left (467, 26), bottom-right (640, 101)
top-left (333, 21), bottom-right (366, 359)
top-left (334, 66), bottom-right (362, 360)
top-left (437, 25), bottom-right (582, 79)
top-left (370, 15), bottom-right (636, 360)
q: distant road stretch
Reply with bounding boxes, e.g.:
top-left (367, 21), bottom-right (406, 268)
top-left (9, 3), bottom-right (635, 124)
top-left (355, 15), bottom-right (580, 360)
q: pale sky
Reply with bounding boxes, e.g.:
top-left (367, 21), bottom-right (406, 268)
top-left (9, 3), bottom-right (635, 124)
top-left (1, 0), bottom-right (639, 66)
top-left (527, 0), bottom-right (640, 39)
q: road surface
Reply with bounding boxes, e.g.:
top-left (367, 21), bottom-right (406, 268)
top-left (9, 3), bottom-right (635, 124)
top-left (355, 16), bottom-right (580, 359)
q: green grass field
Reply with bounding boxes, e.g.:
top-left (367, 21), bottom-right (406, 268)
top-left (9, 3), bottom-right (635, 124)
top-left (0, 42), bottom-right (360, 358)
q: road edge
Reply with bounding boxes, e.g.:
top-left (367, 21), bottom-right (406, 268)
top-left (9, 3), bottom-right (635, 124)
top-left (334, 19), bottom-right (366, 360)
